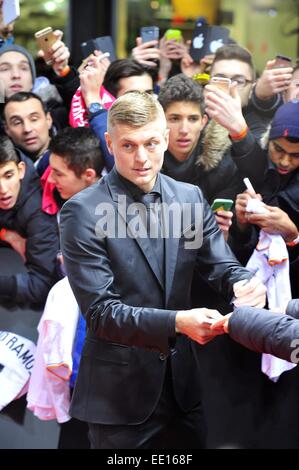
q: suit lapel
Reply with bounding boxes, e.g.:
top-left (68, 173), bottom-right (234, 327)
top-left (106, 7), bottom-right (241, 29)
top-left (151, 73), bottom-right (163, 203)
top-left (160, 177), bottom-right (180, 305)
top-left (107, 170), bottom-right (164, 290)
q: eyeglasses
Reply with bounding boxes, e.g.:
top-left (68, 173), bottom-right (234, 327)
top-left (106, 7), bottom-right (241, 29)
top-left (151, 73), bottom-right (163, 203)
top-left (212, 74), bottom-right (253, 88)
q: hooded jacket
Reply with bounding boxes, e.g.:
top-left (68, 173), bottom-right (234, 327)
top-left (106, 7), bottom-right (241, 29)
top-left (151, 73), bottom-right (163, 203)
top-left (229, 128), bottom-right (299, 297)
top-left (0, 154), bottom-right (59, 305)
top-left (162, 120), bottom-right (243, 204)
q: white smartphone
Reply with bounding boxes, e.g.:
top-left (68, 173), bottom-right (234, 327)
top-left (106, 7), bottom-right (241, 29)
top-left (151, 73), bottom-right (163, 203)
top-left (3, 0), bottom-right (20, 25)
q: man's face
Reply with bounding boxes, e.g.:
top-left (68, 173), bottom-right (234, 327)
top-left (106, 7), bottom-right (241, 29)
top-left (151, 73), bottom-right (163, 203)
top-left (49, 153), bottom-right (93, 200)
top-left (105, 118), bottom-right (169, 193)
top-left (164, 101), bottom-right (207, 161)
top-left (4, 98), bottom-right (52, 158)
top-left (117, 74), bottom-right (154, 97)
top-left (0, 51), bottom-right (33, 98)
top-left (210, 59), bottom-right (254, 107)
top-left (269, 137), bottom-right (299, 175)
top-left (284, 69), bottom-right (299, 102)
top-left (0, 160), bottom-right (25, 210)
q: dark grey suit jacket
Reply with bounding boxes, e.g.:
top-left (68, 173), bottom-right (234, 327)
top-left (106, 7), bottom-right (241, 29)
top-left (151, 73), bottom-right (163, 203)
top-left (60, 169), bottom-right (250, 425)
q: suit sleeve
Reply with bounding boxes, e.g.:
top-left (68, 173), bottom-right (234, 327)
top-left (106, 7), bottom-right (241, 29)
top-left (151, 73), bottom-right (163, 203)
top-left (60, 198), bottom-right (176, 354)
top-left (194, 189), bottom-right (252, 301)
top-left (229, 306), bottom-right (299, 363)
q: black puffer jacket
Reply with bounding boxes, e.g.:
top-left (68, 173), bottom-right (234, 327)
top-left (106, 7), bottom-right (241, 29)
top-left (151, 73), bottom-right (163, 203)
top-left (0, 154), bottom-right (59, 306)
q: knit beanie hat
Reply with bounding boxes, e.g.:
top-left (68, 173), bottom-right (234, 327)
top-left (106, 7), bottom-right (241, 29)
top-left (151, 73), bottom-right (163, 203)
top-left (269, 99), bottom-right (299, 141)
top-left (0, 44), bottom-right (36, 84)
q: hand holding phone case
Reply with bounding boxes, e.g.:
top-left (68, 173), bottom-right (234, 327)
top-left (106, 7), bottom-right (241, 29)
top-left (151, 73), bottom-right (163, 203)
top-left (35, 27), bottom-right (57, 65)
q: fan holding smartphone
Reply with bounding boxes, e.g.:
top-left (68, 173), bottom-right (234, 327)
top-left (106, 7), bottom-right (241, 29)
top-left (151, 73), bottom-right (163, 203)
top-left (160, 28), bottom-right (186, 64)
top-left (211, 198), bottom-right (234, 241)
top-left (35, 27), bottom-right (71, 76)
top-left (254, 54), bottom-right (293, 101)
top-left (131, 26), bottom-right (160, 68)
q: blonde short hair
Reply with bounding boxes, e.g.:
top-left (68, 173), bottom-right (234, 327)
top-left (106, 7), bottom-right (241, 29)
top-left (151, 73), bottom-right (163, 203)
top-left (107, 91), bottom-right (166, 133)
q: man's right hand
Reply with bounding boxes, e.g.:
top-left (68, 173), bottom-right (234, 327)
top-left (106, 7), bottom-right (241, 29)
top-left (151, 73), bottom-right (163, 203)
top-left (175, 308), bottom-right (225, 345)
top-left (79, 50), bottom-right (110, 107)
top-left (255, 59), bottom-right (293, 100)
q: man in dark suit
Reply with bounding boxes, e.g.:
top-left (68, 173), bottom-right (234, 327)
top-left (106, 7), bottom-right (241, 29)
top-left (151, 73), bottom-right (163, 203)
top-left (60, 91), bottom-right (266, 449)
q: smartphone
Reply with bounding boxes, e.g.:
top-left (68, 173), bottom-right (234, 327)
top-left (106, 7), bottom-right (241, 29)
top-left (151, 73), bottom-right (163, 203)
top-left (211, 199), bottom-right (234, 212)
top-left (2, 0), bottom-right (20, 25)
top-left (35, 27), bottom-right (57, 65)
top-left (189, 24), bottom-right (230, 62)
top-left (165, 29), bottom-right (182, 42)
top-left (274, 54), bottom-right (292, 68)
top-left (81, 36), bottom-right (116, 62)
top-left (140, 26), bottom-right (159, 43)
top-left (78, 52), bottom-right (111, 73)
top-left (210, 76), bottom-right (231, 93)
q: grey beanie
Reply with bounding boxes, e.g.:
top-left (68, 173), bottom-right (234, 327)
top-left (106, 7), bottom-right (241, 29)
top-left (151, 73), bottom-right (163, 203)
top-left (0, 44), bottom-right (36, 84)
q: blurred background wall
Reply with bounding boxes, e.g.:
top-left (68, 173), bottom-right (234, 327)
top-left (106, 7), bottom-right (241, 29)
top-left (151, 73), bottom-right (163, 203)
top-left (12, 0), bottom-right (299, 73)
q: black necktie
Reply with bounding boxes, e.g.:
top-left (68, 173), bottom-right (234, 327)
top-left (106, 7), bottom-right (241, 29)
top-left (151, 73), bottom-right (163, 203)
top-left (138, 192), bottom-right (165, 283)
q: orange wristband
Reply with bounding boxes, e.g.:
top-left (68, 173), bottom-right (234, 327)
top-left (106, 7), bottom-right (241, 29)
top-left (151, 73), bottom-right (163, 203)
top-left (59, 65), bottom-right (71, 77)
top-left (0, 228), bottom-right (7, 240)
top-left (230, 126), bottom-right (248, 141)
top-left (286, 235), bottom-right (299, 247)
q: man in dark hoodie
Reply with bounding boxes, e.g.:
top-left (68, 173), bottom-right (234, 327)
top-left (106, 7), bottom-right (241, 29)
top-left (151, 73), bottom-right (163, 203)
top-left (0, 135), bottom-right (59, 306)
top-left (158, 74), bottom-right (243, 241)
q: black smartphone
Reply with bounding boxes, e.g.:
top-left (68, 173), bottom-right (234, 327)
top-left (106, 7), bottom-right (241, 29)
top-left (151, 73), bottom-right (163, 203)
top-left (189, 24), bottom-right (230, 62)
top-left (140, 26), bottom-right (159, 43)
top-left (81, 36), bottom-right (117, 62)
